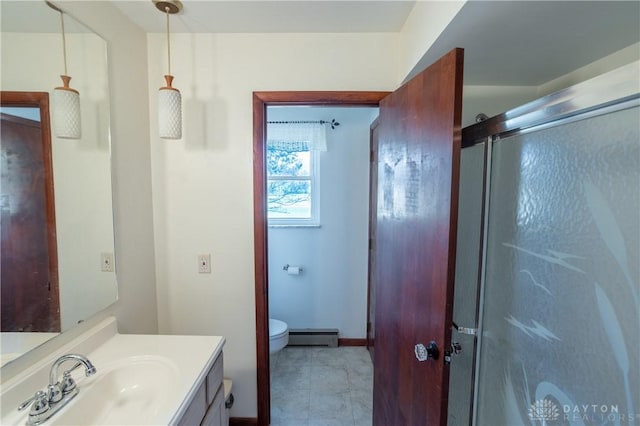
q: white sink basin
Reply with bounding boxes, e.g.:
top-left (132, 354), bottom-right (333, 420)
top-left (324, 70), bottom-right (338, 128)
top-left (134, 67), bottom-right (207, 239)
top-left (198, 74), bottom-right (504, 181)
top-left (52, 356), bottom-right (179, 425)
top-left (0, 318), bottom-right (224, 426)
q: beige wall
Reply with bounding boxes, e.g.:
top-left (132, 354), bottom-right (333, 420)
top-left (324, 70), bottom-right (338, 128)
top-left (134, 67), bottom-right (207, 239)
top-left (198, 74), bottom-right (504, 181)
top-left (538, 41), bottom-right (640, 96)
top-left (398, 1), bottom-right (466, 83)
top-left (147, 32), bottom-right (398, 417)
top-left (60, 1), bottom-right (158, 335)
top-left (461, 85), bottom-right (539, 127)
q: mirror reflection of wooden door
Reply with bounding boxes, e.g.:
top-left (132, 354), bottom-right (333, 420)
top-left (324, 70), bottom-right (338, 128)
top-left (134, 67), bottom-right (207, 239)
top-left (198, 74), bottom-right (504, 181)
top-left (1, 92), bottom-right (60, 332)
top-left (373, 48), bottom-right (463, 425)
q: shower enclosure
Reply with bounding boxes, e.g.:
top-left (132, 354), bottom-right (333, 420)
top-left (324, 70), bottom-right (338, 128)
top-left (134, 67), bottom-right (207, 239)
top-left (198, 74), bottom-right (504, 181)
top-left (448, 62), bottom-right (640, 425)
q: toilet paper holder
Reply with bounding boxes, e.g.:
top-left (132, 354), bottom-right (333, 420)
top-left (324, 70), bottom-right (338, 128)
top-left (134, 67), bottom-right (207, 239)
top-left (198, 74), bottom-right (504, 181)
top-left (282, 264), bottom-right (303, 273)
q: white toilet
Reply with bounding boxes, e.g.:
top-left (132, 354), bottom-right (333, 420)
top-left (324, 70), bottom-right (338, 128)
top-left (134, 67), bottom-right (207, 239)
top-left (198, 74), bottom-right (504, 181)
top-left (269, 318), bottom-right (289, 354)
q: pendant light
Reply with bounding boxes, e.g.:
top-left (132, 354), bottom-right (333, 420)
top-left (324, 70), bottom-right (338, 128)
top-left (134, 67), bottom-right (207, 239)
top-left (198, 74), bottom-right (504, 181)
top-left (155, 0), bottom-right (183, 139)
top-left (47, 1), bottom-right (81, 139)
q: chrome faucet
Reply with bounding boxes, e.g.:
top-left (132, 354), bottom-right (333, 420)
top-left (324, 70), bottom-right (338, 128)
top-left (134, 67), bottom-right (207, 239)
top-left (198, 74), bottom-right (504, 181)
top-left (49, 353), bottom-right (97, 392)
top-left (18, 353), bottom-right (97, 425)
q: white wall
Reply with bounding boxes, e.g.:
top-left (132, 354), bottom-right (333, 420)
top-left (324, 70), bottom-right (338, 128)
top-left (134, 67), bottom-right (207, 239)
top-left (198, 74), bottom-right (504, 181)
top-left (461, 85), bottom-right (539, 127)
top-left (1, 32), bottom-right (117, 331)
top-left (538, 41), bottom-right (640, 96)
top-left (1, 1), bottom-right (157, 381)
top-left (267, 107), bottom-right (377, 339)
top-left (148, 32), bottom-right (398, 417)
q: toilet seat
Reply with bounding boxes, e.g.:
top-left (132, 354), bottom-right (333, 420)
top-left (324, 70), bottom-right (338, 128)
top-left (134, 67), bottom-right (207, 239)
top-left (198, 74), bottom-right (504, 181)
top-left (270, 318), bottom-right (288, 338)
top-left (269, 318), bottom-right (289, 354)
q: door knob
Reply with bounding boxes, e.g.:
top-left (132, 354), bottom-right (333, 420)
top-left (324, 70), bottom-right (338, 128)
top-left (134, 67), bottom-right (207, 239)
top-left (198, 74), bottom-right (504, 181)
top-left (414, 341), bottom-right (439, 361)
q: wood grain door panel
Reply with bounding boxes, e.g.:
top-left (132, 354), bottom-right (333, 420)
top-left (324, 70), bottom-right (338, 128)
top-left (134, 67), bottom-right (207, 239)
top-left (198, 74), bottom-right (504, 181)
top-left (372, 48), bottom-right (464, 426)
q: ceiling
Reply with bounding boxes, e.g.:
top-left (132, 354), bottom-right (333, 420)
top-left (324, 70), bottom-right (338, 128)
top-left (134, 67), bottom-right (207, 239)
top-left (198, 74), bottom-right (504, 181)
top-left (2, 1), bottom-right (638, 86)
top-left (1, 1), bottom-right (93, 33)
top-left (112, 1), bottom-right (416, 33)
top-left (0, 1), bottom-right (415, 33)
top-left (409, 1), bottom-right (640, 85)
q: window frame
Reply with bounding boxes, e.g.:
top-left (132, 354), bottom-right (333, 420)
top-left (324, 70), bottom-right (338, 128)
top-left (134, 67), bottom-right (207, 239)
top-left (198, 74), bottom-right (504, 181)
top-left (266, 147), bottom-right (320, 227)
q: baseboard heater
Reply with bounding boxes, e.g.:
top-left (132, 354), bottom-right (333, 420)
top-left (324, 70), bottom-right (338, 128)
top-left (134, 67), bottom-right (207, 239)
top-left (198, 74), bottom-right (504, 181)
top-left (288, 329), bottom-right (339, 347)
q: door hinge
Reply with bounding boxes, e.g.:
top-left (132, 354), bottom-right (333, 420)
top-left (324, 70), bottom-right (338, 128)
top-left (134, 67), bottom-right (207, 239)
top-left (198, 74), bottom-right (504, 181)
top-left (452, 321), bottom-right (477, 336)
top-left (444, 342), bottom-right (462, 365)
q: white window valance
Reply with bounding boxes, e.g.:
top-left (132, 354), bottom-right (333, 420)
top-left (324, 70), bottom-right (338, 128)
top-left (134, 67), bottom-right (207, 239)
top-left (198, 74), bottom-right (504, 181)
top-left (267, 122), bottom-right (327, 152)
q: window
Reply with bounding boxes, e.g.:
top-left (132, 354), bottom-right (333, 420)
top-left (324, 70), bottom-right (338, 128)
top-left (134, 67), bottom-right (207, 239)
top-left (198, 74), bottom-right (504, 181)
top-left (267, 142), bottom-right (319, 225)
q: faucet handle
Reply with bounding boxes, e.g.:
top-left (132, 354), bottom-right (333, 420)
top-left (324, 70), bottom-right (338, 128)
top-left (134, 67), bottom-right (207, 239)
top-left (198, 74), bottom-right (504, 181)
top-left (18, 390), bottom-right (49, 415)
top-left (64, 361), bottom-right (83, 375)
top-left (63, 360), bottom-right (95, 378)
top-left (59, 362), bottom-right (82, 395)
top-left (47, 382), bottom-right (63, 403)
top-left (61, 371), bottom-right (77, 394)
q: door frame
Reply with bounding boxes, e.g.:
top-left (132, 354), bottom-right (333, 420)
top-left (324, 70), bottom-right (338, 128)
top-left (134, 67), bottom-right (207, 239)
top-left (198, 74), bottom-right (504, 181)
top-left (252, 91), bottom-right (389, 425)
top-left (366, 117), bottom-right (380, 361)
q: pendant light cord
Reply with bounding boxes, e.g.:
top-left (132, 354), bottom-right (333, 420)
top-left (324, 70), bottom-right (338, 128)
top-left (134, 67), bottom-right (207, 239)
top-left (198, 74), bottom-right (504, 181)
top-left (59, 11), bottom-right (68, 75)
top-left (165, 7), bottom-right (171, 75)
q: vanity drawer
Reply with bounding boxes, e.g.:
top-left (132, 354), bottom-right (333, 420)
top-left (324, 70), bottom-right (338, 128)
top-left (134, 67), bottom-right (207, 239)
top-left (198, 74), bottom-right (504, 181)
top-left (177, 381), bottom-right (207, 426)
top-left (202, 383), bottom-right (225, 426)
top-left (176, 352), bottom-right (224, 425)
top-left (206, 353), bottom-right (224, 405)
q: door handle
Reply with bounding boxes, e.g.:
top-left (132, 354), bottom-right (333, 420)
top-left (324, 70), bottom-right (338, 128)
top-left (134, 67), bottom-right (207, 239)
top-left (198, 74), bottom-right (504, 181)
top-left (414, 341), bottom-right (439, 361)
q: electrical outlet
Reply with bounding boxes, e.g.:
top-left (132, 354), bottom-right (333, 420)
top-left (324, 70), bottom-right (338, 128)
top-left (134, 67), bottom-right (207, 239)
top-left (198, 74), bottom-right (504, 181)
top-left (101, 252), bottom-right (114, 272)
top-left (198, 254), bottom-right (211, 274)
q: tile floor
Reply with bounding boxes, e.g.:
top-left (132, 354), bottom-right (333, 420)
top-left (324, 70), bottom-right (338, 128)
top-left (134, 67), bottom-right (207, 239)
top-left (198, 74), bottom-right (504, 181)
top-left (270, 346), bottom-right (373, 426)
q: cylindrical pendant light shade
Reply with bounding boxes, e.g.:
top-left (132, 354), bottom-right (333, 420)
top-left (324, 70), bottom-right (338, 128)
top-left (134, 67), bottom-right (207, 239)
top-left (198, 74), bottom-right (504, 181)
top-left (53, 75), bottom-right (81, 139)
top-left (158, 75), bottom-right (182, 139)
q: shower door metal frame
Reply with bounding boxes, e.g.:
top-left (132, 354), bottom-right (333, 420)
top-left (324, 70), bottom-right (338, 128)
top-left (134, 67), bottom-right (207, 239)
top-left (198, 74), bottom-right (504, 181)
top-left (459, 60), bottom-right (640, 426)
top-left (462, 61), bottom-right (640, 147)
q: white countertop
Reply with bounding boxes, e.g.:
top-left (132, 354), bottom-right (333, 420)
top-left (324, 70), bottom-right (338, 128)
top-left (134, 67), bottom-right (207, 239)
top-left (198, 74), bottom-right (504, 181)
top-left (0, 317), bottom-right (225, 425)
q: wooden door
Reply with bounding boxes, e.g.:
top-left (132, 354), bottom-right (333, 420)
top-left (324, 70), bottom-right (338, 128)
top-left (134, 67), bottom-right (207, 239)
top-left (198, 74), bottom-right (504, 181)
top-left (373, 48), bottom-right (464, 426)
top-left (366, 117), bottom-right (380, 362)
top-left (1, 103), bottom-right (60, 332)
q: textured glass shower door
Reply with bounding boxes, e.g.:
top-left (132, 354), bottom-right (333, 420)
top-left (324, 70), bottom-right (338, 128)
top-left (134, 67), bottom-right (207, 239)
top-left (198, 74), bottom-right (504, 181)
top-left (475, 105), bottom-right (640, 425)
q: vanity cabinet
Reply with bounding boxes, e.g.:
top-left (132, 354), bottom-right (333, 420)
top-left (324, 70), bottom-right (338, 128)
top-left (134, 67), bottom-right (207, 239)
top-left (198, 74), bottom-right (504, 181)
top-left (178, 352), bottom-right (225, 426)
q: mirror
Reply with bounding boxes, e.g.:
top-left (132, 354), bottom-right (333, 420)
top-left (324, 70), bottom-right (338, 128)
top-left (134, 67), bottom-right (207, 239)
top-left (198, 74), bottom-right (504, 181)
top-left (0, 1), bottom-right (117, 366)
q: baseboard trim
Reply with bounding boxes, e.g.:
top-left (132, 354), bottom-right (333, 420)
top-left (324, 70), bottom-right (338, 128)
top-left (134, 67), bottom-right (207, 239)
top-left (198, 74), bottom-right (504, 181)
top-left (338, 338), bottom-right (367, 346)
top-left (230, 417), bottom-right (258, 426)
